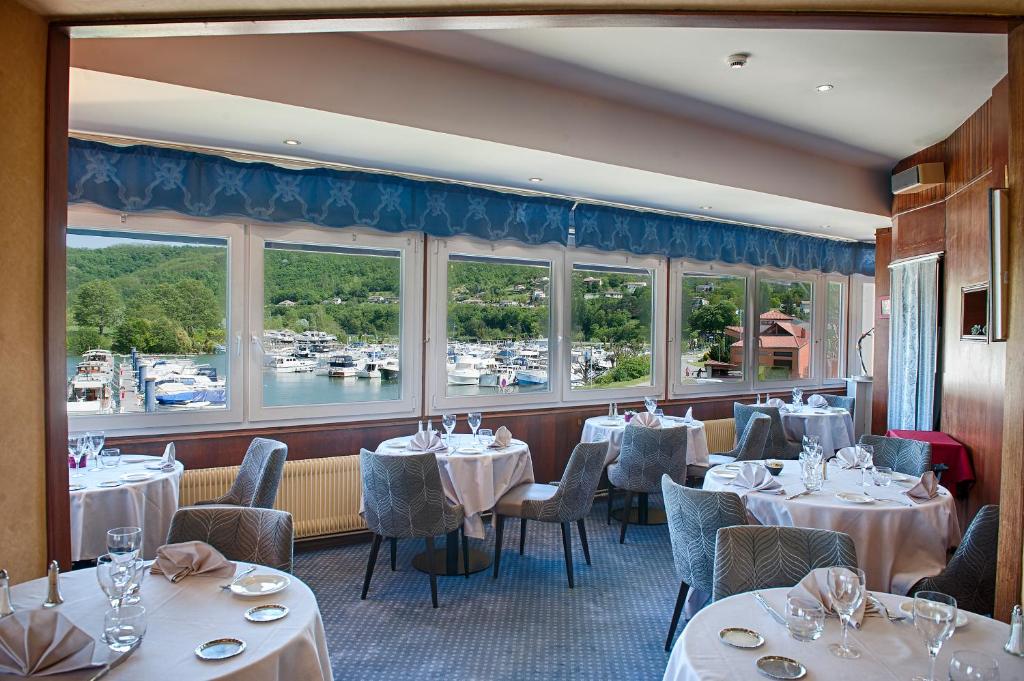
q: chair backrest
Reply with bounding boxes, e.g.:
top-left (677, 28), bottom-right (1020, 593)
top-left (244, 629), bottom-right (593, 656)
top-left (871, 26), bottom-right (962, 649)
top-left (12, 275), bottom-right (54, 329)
top-left (359, 449), bottom-right (462, 539)
top-left (608, 423), bottom-right (688, 493)
top-left (733, 404), bottom-right (801, 459)
top-left (733, 413), bottom-right (772, 462)
top-left (523, 441), bottom-right (608, 523)
top-left (227, 438), bottom-right (288, 508)
top-left (712, 525), bottom-right (858, 601)
top-left (822, 394), bottom-right (855, 414)
top-left (662, 475), bottom-right (747, 594)
top-left (167, 505), bottom-right (294, 572)
top-left (913, 505), bottom-right (998, 616)
top-left (857, 434), bottom-right (931, 476)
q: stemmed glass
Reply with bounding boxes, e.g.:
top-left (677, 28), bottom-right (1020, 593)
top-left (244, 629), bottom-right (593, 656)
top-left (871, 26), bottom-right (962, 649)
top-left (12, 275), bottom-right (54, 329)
top-left (87, 431), bottom-right (106, 471)
top-left (856, 444), bottom-right (874, 488)
top-left (827, 566), bottom-right (866, 659)
top-left (68, 435), bottom-right (84, 479)
top-left (949, 650), bottom-right (1000, 681)
top-left (913, 591), bottom-right (958, 681)
top-left (467, 412), bottom-right (482, 443)
top-left (791, 387), bottom-right (803, 406)
top-left (441, 413), bottom-right (456, 449)
top-left (96, 554), bottom-right (138, 607)
top-left (644, 397), bottom-right (658, 415)
top-left (107, 526), bottom-right (143, 563)
top-left (802, 434), bottom-right (820, 450)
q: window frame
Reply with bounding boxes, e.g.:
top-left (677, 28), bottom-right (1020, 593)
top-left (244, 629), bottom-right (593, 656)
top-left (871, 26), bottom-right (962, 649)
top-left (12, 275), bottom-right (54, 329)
top-left (752, 267), bottom-right (819, 388)
top-left (819, 274), bottom-right (849, 384)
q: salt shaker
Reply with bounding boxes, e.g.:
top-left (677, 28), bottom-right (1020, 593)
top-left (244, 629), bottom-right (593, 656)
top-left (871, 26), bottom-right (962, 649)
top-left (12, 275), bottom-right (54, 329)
top-left (0, 569), bottom-right (14, 617)
top-left (1006, 604), bottom-right (1024, 656)
top-left (821, 458), bottom-right (829, 481)
top-left (42, 561), bottom-right (63, 608)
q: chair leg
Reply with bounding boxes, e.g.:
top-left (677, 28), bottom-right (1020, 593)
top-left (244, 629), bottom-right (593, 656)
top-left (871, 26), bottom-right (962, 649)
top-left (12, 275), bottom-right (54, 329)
top-left (606, 485), bottom-right (615, 525)
top-left (461, 528), bottom-right (470, 579)
top-left (576, 518), bottom-right (591, 566)
top-left (492, 514), bottom-right (506, 579)
top-left (560, 521), bottom-right (575, 589)
top-left (361, 534), bottom-right (383, 600)
top-left (665, 581), bottom-right (690, 652)
top-left (424, 536), bottom-right (438, 608)
top-left (519, 518), bottom-right (527, 555)
top-left (390, 537), bottom-right (397, 571)
top-left (619, 491), bottom-right (635, 544)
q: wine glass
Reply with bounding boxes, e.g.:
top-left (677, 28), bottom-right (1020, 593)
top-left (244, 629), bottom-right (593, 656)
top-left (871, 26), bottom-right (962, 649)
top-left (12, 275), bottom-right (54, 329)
top-left (88, 431), bottom-right (106, 471)
top-left (802, 434), bottom-right (820, 450)
top-left (467, 412), bottom-right (482, 443)
top-left (827, 566), bottom-right (866, 659)
top-left (103, 605), bottom-right (147, 653)
top-left (96, 554), bottom-right (137, 607)
top-left (644, 397), bottom-right (657, 415)
top-left (856, 444), bottom-right (874, 488)
top-left (791, 387), bottom-right (803, 406)
top-left (441, 413), bottom-right (456, 448)
top-left (107, 526), bottom-right (143, 563)
top-left (67, 435), bottom-right (83, 479)
top-left (949, 650), bottom-right (1000, 681)
top-left (913, 591), bottom-right (958, 681)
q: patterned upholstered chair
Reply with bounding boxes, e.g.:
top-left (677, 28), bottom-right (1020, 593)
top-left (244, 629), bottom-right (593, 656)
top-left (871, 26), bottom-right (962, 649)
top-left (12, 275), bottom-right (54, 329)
top-left (196, 438), bottom-right (288, 509)
top-left (708, 413), bottom-right (771, 467)
top-left (492, 441), bottom-right (607, 588)
top-left (712, 526), bottom-right (858, 601)
top-left (821, 394), bottom-right (855, 414)
top-left (359, 449), bottom-right (466, 608)
top-left (662, 475), bottom-right (747, 651)
top-left (167, 505), bottom-right (294, 572)
top-left (733, 404), bottom-right (802, 459)
top-left (857, 434), bottom-right (932, 477)
top-left (607, 423), bottom-right (688, 544)
top-left (908, 505), bottom-right (998, 616)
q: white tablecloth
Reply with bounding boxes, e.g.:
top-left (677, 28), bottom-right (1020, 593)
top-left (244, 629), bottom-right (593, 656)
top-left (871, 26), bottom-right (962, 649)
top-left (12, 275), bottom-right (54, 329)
top-left (70, 456), bottom-right (184, 561)
top-left (9, 563), bottom-right (332, 681)
top-left (374, 433), bottom-right (534, 539)
top-left (665, 587), bottom-right (1023, 681)
top-left (580, 415), bottom-right (710, 467)
top-left (780, 406), bottom-right (855, 456)
top-left (703, 461), bottom-right (961, 594)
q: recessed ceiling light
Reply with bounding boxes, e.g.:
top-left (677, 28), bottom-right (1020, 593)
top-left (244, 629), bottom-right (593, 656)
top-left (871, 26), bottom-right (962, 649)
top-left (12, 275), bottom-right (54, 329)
top-left (726, 53), bottom-right (750, 69)
top-left (815, 84), bottom-right (835, 93)
top-left (528, 177), bottom-right (543, 183)
top-left (283, 139), bottom-right (301, 146)
top-left (700, 205), bottom-right (713, 210)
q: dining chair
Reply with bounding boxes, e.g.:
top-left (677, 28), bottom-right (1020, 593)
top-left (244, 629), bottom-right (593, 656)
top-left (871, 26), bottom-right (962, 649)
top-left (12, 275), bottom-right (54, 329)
top-left (607, 423), bottom-right (688, 544)
top-left (908, 505), bottom-right (998, 616)
top-left (856, 434), bottom-right (932, 477)
top-left (662, 475), bottom-right (747, 651)
top-left (492, 441), bottom-right (607, 588)
top-left (708, 413), bottom-right (771, 467)
top-left (195, 437), bottom-right (288, 509)
top-left (167, 505), bottom-right (294, 572)
top-left (359, 449), bottom-right (466, 608)
top-left (733, 404), bottom-right (802, 459)
top-left (821, 394), bottom-right (855, 414)
top-left (711, 525), bottom-right (858, 601)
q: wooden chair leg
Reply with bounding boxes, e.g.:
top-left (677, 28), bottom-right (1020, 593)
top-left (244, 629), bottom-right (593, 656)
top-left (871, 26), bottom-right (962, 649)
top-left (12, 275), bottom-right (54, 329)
top-left (492, 514), bottom-right (506, 579)
top-left (460, 528), bottom-right (470, 579)
top-left (519, 518), bottom-right (527, 555)
top-left (576, 518), bottom-right (591, 566)
top-left (619, 491), bottom-right (635, 544)
top-left (606, 485), bottom-right (615, 525)
top-left (424, 536), bottom-right (438, 608)
top-left (390, 537), bottom-right (397, 571)
top-left (361, 534), bottom-right (382, 600)
top-left (665, 581), bottom-right (690, 652)
top-left (560, 522), bottom-right (574, 589)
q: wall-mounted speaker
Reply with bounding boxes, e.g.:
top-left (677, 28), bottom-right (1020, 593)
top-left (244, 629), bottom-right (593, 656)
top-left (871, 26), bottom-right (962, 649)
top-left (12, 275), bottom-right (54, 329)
top-left (989, 187), bottom-right (1009, 342)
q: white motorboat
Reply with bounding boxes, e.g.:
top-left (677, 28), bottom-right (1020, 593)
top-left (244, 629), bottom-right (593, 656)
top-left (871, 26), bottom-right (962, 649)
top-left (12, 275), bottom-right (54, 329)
top-left (358, 360), bottom-right (382, 379)
top-left (327, 355), bottom-right (359, 378)
top-left (515, 368), bottom-right (548, 385)
top-left (267, 355), bottom-right (318, 372)
top-left (447, 356), bottom-right (481, 385)
top-left (66, 374), bottom-right (114, 414)
top-left (380, 357), bottom-right (400, 381)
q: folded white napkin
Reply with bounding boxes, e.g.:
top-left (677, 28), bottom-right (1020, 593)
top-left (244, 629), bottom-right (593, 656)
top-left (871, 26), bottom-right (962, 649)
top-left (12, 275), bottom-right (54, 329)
top-left (150, 540), bottom-right (237, 583)
top-left (833, 446), bottom-right (868, 469)
top-left (489, 426), bottom-right (512, 449)
top-left (730, 462), bottom-right (785, 494)
top-left (788, 568), bottom-right (866, 627)
top-left (161, 442), bottom-right (176, 471)
top-left (683, 407), bottom-right (694, 423)
top-left (0, 609), bottom-right (100, 676)
top-left (905, 471), bottom-right (939, 503)
top-left (633, 412), bottom-right (661, 428)
top-left (765, 398), bottom-right (785, 408)
top-left (406, 430), bottom-right (447, 454)
top-left (807, 394), bottom-right (828, 409)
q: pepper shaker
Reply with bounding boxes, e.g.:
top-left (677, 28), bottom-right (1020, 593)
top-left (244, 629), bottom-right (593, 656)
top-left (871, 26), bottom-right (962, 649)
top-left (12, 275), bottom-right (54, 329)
top-left (0, 569), bottom-right (13, 617)
top-left (1006, 604), bottom-right (1024, 656)
top-left (42, 561), bottom-right (63, 608)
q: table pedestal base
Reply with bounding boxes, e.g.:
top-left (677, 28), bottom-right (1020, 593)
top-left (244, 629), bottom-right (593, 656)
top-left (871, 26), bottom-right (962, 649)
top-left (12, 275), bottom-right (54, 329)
top-left (611, 492), bottom-right (667, 525)
top-left (411, 529), bottom-right (492, 576)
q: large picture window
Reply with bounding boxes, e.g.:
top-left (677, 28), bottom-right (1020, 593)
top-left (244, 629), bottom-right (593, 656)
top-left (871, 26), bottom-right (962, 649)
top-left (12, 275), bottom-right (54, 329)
top-left (755, 277), bottom-right (814, 381)
top-left (678, 273), bottom-right (747, 386)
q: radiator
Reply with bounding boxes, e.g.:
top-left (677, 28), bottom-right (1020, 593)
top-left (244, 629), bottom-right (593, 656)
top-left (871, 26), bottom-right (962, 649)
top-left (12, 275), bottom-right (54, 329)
top-left (180, 455), bottom-right (366, 539)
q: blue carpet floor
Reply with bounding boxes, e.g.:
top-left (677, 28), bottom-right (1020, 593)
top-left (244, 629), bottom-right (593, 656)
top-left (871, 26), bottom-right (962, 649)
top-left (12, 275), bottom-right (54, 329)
top-left (294, 502), bottom-right (677, 681)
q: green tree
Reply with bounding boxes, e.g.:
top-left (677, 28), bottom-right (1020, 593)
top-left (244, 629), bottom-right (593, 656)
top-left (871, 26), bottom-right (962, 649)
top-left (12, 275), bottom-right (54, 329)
top-left (71, 280), bottom-right (122, 335)
top-left (67, 327), bottom-right (105, 354)
top-left (690, 301), bottom-right (738, 340)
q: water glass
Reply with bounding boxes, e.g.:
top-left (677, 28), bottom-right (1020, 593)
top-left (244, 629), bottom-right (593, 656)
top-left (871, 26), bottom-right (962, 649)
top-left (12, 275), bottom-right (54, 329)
top-left (467, 412), bottom-right (482, 442)
top-left (477, 428), bottom-right (494, 447)
top-left (912, 591), bottom-right (958, 681)
top-left (103, 605), bottom-right (147, 652)
top-left (791, 387), bottom-right (803, 406)
top-left (786, 597), bottom-right (825, 642)
top-left (107, 526), bottom-right (143, 562)
top-left (441, 413), bottom-right (456, 445)
top-left (802, 434), bottom-right (820, 450)
top-left (96, 554), bottom-right (137, 607)
top-left (827, 566), bottom-right (866, 659)
top-left (949, 650), bottom-right (1000, 681)
top-left (99, 447), bottom-right (121, 469)
top-left (871, 466), bottom-right (893, 487)
top-left (644, 397), bottom-right (658, 414)
top-left (800, 458), bottom-right (823, 492)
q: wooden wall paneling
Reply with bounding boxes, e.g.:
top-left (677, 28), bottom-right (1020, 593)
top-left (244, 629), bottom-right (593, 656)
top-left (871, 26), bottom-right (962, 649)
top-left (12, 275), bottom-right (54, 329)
top-left (891, 143), bottom-right (946, 216)
top-left (891, 201), bottom-right (946, 261)
top-left (945, 99), bottom-right (992, 196)
top-left (992, 76), bottom-right (1011, 189)
top-left (871, 228), bottom-right (892, 435)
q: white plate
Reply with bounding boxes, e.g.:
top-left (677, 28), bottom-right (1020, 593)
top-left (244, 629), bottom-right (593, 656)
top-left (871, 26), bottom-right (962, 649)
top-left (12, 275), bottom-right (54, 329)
top-left (385, 442), bottom-right (407, 450)
top-left (891, 472), bottom-right (915, 483)
top-left (230, 573), bottom-right (291, 597)
top-left (455, 446), bottom-right (484, 455)
top-left (721, 464), bottom-right (742, 471)
top-left (711, 470), bottom-right (738, 480)
top-left (599, 420), bottom-right (621, 426)
top-left (898, 601), bottom-right (969, 628)
top-left (835, 491), bottom-right (874, 504)
top-left (144, 462), bottom-right (168, 470)
top-left (97, 480), bottom-right (122, 488)
top-left (123, 457), bottom-right (148, 464)
top-left (68, 483), bottom-right (86, 491)
top-left (121, 472), bottom-right (155, 482)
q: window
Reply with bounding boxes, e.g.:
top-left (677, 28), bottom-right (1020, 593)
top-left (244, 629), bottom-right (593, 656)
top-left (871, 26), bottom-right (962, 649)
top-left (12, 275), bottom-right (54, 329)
top-left (755, 277), bottom-right (814, 381)
top-left (824, 280), bottom-right (846, 379)
top-left (678, 272), bottom-right (747, 386)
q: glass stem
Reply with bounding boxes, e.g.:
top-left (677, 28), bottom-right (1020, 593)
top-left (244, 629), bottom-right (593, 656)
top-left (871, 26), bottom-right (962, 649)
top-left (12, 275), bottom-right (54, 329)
top-left (927, 648), bottom-right (937, 681)
top-left (840, 616), bottom-right (849, 651)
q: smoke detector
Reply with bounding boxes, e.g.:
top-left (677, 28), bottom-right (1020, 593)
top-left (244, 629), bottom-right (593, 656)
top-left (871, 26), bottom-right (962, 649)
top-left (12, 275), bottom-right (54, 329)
top-left (726, 53), bottom-right (750, 69)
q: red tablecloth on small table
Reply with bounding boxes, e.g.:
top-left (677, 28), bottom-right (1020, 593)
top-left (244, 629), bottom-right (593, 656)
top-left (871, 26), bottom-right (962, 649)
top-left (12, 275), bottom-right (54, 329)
top-left (885, 429), bottom-right (975, 493)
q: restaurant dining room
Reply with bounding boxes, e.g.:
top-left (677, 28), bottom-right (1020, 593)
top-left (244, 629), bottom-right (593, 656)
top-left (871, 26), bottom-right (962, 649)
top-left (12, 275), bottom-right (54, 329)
top-left (4, 1), bottom-right (1024, 679)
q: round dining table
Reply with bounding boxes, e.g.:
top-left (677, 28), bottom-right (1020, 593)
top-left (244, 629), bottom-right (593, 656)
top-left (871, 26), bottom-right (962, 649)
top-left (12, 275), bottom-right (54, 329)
top-left (69, 455), bottom-right (184, 561)
top-left (664, 587), bottom-right (1023, 681)
top-left (780, 405), bottom-right (855, 456)
top-left (8, 563), bottom-right (333, 681)
top-left (703, 461), bottom-right (961, 594)
top-left (580, 415), bottom-right (711, 467)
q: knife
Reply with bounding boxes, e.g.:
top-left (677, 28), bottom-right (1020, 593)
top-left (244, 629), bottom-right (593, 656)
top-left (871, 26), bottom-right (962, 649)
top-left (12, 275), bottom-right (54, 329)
top-left (785, 490), bottom-right (812, 500)
top-left (88, 639), bottom-right (141, 681)
top-left (753, 591), bottom-right (787, 626)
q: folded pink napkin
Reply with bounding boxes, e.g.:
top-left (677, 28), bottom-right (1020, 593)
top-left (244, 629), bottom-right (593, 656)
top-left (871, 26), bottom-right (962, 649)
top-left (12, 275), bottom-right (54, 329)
top-left (150, 540), bottom-right (236, 583)
top-left (807, 394), bottom-right (828, 409)
top-left (765, 398), bottom-right (785, 409)
top-left (788, 567), bottom-right (866, 627)
top-left (834, 446), bottom-right (869, 469)
top-left (729, 462), bottom-right (785, 494)
top-left (905, 471), bottom-right (939, 503)
top-left (489, 426), bottom-right (512, 449)
top-left (633, 412), bottom-right (661, 428)
top-left (406, 430), bottom-right (447, 453)
top-left (0, 609), bottom-right (100, 676)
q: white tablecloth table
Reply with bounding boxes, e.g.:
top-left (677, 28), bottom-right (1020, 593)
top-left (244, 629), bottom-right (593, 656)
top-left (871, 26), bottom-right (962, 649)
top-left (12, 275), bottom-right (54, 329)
top-left (374, 433), bottom-right (534, 539)
top-left (780, 406), bottom-right (855, 456)
top-left (70, 456), bottom-right (184, 561)
top-left (664, 587), bottom-right (1024, 681)
top-left (580, 415), bottom-right (711, 467)
top-left (703, 461), bottom-right (961, 594)
top-left (9, 563), bottom-right (332, 681)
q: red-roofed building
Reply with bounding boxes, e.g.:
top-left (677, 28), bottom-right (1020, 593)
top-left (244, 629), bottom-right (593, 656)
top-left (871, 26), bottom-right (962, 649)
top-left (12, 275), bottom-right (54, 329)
top-left (730, 309), bottom-right (810, 379)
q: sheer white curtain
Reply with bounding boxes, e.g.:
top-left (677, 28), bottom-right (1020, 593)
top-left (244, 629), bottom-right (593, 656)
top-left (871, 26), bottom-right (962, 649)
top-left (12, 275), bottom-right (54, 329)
top-left (887, 255), bottom-right (940, 430)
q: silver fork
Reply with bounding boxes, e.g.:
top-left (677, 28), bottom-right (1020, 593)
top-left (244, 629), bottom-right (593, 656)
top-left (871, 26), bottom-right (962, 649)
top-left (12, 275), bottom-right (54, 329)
top-left (220, 564), bottom-right (256, 590)
top-left (871, 595), bottom-right (905, 623)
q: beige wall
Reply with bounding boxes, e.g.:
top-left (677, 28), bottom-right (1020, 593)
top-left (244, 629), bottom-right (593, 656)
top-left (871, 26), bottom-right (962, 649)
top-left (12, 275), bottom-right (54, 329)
top-left (0, 2), bottom-right (48, 584)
